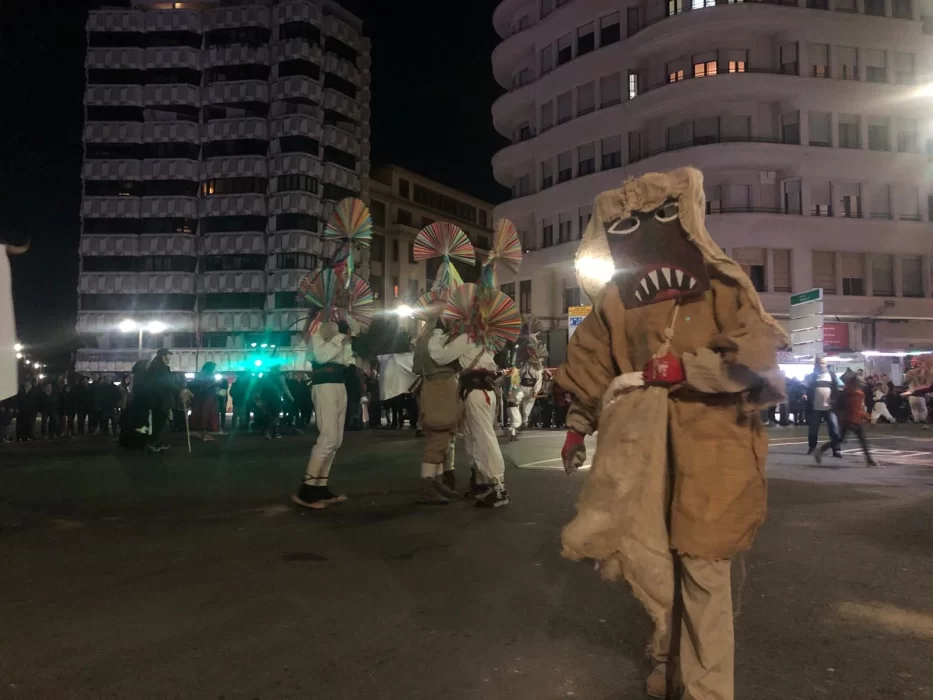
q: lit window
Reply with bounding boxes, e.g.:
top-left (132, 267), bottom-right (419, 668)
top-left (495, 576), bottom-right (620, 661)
top-left (694, 61), bottom-right (717, 78)
top-left (668, 70), bottom-right (685, 83)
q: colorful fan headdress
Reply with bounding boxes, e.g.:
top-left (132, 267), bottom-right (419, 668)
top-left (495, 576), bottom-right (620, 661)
top-left (324, 197), bottom-right (373, 284)
top-left (443, 283), bottom-right (521, 352)
top-left (411, 288), bottom-right (449, 321)
top-left (480, 218), bottom-right (523, 290)
top-left (414, 222), bottom-right (475, 294)
top-left (298, 267), bottom-right (340, 337)
top-left (342, 273), bottom-right (374, 333)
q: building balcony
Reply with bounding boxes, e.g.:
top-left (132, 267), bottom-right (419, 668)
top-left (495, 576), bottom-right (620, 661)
top-left (142, 8), bottom-right (201, 33)
top-left (270, 113), bottom-right (323, 141)
top-left (84, 122), bottom-right (143, 144)
top-left (76, 311), bottom-right (196, 339)
top-left (143, 46), bottom-right (201, 70)
top-left (322, 123), bottom-right (359, 155)
top-left (268, 270), bottom-right (310, 293)
top-left (86, 47), bottom-right (143, 70)
top-left (268, 231), bottom-right (323, 255)
top-left (82, 196), bottom-right (141, 219)
top-left (271, 75), bottom-right (322, 103)
top-left (204, 80), bottom-right (270, 105)
top-left (203, 117), bottom-right (269, 142)
top-left (142, 120), bottom-right (200, 144)
top-left (200, 233), bottom-right (266, 256)
top-left (204, 5), bottom-right (271, 30)
top-left (199, 310), bottom-right (265, 333)
top-left (78, 272), bottom-right (138, 295)
top-left (143, 84), bottom-right (200, 108)
top-left (140, 158), bottom-right (200, 181)
top-left (80, 235), bottom-right (139, 257)
top-left (266, 311), bottom-right (307, 336)
top-left (85, 85), bottom-right (143, 107)
top-left (323, 14), bottom-right (359, 46)
top-left (86, 9), bottom-right (142, 32)
top-left (199, 194), bottom-right (267, 217)
top-left (272, 38), bottom-right (322, 64)
top-left (268, 192), bottom-right (323, 217)
top-left (200, 155), bottom-right (268, 179)
top-left (205, 44), bottom-right (271, 68)
top-left (139, 195), bottom-right (198, 218)
top-left (268, 152), bottom-right (322, 179)
top-left (322, 162), bottom-right (359, 191)
top-left (322, 89), bottom-right (359, 122)
top-left (274, 0), bottom-right (323, 27)
top-left (137, 272), bottom-right (198, 295)
top-left (323, 54), bottom-right (360, 85)
top-left (83, 159), bottom-right (141, 181)
top-left (199, 271), bottom-right (266, 294)
top-left (138, 233), bottom-right (198, 256)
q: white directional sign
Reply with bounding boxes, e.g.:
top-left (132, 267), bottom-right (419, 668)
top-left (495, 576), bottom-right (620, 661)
top-left (790, 288), bottom-right (824, 358)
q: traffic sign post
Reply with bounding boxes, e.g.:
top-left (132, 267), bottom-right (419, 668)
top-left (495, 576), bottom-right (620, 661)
top-left (789, 288), bottom-right (824, 358)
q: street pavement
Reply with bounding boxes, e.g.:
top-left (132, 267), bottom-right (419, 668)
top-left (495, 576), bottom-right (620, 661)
top-left (1, 424), bottom-right (933, 699)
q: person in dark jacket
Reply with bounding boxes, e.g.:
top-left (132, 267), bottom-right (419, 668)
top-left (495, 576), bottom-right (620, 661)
top-left (73, 376), bottom-right (92, 435)
top-left (803, 356), bottom-right (843, 456)
top-left (16, 379), bottom-right (38, 442)
top-left (94, 375), bottom-right (122, 436)
top-left (144, 349), bottom-right (181, 452)
top-left (39, 381), bottom-right (62, 439)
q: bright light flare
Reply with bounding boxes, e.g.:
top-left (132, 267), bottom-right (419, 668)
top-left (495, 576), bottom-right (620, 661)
top-left (575, 256), bottom-right (615, 285)
top-left (16, 352), bottom-right (22, 359)
top-left (184, 372), bottom-right (195, 379)
top-left (146, 321), bottom-right (167, 334)
top-left (213, 373), bottom-right (223, 382)
top-left (13, 343), bottom-right (23, 352)
top-left (118, 319), bottom-right (138, 333)
top-left (395, 304), bottom-right (413, 317)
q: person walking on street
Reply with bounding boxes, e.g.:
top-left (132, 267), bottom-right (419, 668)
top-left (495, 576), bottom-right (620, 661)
top-left (816, 372), bottom-right (877, 466)
top-left (144, 349), bottom-right (181, 453)
top-left (804, 355), bottom-right (843, 456)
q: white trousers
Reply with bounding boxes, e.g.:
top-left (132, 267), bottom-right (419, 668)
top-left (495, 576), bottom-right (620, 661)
top-left (508, 406), bottom-right (523, 436)
top-left (521, 395), bottom-right (536, 426)
top-left (461, 389), bottom-right (505, 486)
top-left (871, 402), bottom-right (895, 424)
top-left (304, 383), bottom-right (347, 485)
top-left (910, 396), bottom-right (928, 424)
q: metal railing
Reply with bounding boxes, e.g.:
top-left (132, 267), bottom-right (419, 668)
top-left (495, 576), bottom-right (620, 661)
top-left (629, 134), bottom-right (783, 163)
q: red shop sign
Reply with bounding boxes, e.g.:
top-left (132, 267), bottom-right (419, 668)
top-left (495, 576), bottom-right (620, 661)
top-left (823, 322), bottom-right (850, 350)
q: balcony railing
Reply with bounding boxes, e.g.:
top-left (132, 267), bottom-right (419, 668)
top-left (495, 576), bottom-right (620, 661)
top-left (629, 134), bottom-right (783, 163)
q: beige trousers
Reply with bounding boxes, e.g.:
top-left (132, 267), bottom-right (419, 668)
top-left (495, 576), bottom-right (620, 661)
top-left (422, 429), bottom-right (456, 476)
top-left (651, 556), bottom-right (734, 700)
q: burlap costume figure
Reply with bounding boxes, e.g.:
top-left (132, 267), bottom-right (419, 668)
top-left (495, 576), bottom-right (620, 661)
top-left (556, 167), bottom-right (787, 699)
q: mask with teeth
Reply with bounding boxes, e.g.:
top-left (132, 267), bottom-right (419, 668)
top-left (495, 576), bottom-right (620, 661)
top-left (604, 199), bottom-right (710, 309)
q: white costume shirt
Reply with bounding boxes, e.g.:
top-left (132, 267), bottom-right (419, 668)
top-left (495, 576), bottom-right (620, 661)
top-left (307, 331), bottom-right (354, 367)
top-left (428, 332), bottom-right (497, 372)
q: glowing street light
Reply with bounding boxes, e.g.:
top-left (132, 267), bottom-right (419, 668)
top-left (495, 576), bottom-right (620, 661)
top-left (395, 304), bottom-right (414, 317)
top-left (118, 318), bottom-right (169, 359)
top-left (16, 352), bottom-right (22, 359)
top-left (14, 343), bottom-right (23, 352)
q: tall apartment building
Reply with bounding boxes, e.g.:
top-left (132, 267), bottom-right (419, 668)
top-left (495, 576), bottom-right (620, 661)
top-left (491, 0), bottom-right (933, 362)
top-left (366, 165), bottom-right (495, 314)
top-left (76, 0), bottom-right (370, 372)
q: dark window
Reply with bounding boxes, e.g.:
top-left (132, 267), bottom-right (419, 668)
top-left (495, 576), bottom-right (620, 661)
top-left (323, 146), bottom-right (356, 170)
top-left (172, 332), bottom-right (195, 349)
top-left (370, 235), bottom-right (385, 263)
top-left (274, 291), bottom-right (301, 308)
top-left (323, 73), bottom-right (357, 99)
top-left (205, 26), bottom-right (270, 48)
top-left (577, 28), bottom-right (595, 56)
top-left (842, 278), bottom-right (865, 296)
top-left (542, 224), bottom-right (554, 248)
top-left (278, 136), bottom-right (320, 156)
top-left (866, 66), bottom-right (887, 83)
top-left (81, 294), bottom-right (196, 311)
top-left (204, 103), bottom-right (268, 121)
top-left (144, 180), bottom-right (200, 197)
top-left (201, 177), bottom-right (268, 195)
top-left (898, 130), bottom-right (919, 152)
top-left (146, 68), bottom-right (202, 85)
top-left (519, 280), bottom-right (532, 314)
top-left (143, 30), bottom-right (201, 49)
top-left (601, 150), bottom-right (621, 170)
top-left (86, 106), bottom-right (144, 122)
top-left (276, 253), bottom-right (318, 270)
top-left (838, 122), bottom-right (861, 149)
top-left (139, 256), bottom-right (197, 272)
top-left (206, 64), bottom-right (270, 83)
top-left (399, 178), bottom-right (410, 198)
top-left (144, 142), bottom-right (200, 159)
top-left (202, 332), bottom-right (230, 349)
top-left (864, 0), bottom-right (885, 14)
top-left (578, 154), bottom-right (595, 176)
top-left (601, 19), bottom-right (621, 45)
top-left (626, 8), bottom-right (640, 36)
top-left (868, 125), bottom-right (890, 151)
top-left (806, 0), bottom-right (828, 8)
top-left (412, 184), bottom-right (477, 222)
top-left (564, 286), bottom-right (582, 311)
top-left (202, 293), bottom-right (266, 310)
top-left (203, 140), bottom-right (266, 158)
top-left (276, 213), bottom-right (319, 232)
top-left (139, 218), bottom-right (197, 234)
top-left (370, 200), bottom-right (386, 226)
top-left (408, 243), bottom-right (417, 264)
top-left (83, 218), bottom-right (141, 235)
top-left (156, 104), bottom-right (200, 122)
top-left (542, 174), bottom-right (553, 189)
top-left (278, 60), bottom-right (321, 80)
top-left (747, 265), bottom-right (766, 292)
top-left (368, 275), bottom-right (383, 300)
top-left (421, 216), bottom-right (435, 229)
top-left (203, 255), bottom-right (266, 271)
top-left (392, 239), bottom-right (400, 262)
top-left (201, 215), bottom-right (266, 234)
top-left (558, 164), bottom-right (571, 183)
top-left (892, 0), bottom-right (912, 17)
top-left (85, 143), bottom-right (143, 160)
top-left (82, 256), bottom-right (139, 272)
top-left (86, 69), bottom-right (145, 85)
top-left (322, 183), bottom-right (357, 201)
top-left (324, 36), bottom-right (358, 63)
top-left (83, 181), bottom-right (141, 197)
top-left (557, 42), bottom-right (571, 65)
top-left (501, 282), bottom-right (515, 300)
top-left (323, 108), bottom-right (357, 126)
top-left (397, 209), bottom-right (412, 226)
top-left (87, 32), bottom-right (142, 48)
top-left (279, 21), bottom-right (321, 43)
top-left (276, 174), bottom-right (318, 193)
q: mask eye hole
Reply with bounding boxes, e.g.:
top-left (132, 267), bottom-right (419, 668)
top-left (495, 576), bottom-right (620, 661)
top-left (655, 201), bottom-right (679, 223)
top-left (606, 217), bottom-right (640, 235)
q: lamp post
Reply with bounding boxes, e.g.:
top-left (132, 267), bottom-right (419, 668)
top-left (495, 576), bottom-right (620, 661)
top-left (119, 319), bottom-right (168, 359)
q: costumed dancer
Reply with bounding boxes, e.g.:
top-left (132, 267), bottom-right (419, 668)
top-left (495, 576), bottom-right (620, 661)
top-left (815, 371), bottom-right (877, 466)
top-left (518, 348), bottom-right (543, 429)
top-left (556, 167), bottom-right (786, 699)
top-left (905, 355), bottom-right (933, 428)
top-left (870, 381), bottom-right (895, 424)
top-left (506, 367), bottom-right (524, 441)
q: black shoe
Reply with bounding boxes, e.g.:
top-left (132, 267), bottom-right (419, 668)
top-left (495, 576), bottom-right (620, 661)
top-left (320, 487), bottom-right (347, 504)
top-left (832, 452), bottom-right (843, 459)
top-left (292, 484), bottom-right (329, 510)
top-left (442, 469), bottom-right (456, 492)
top-left (806, 449), bottom-right (815, 456)
top-left (475, 486), bottom-right (511, 508)
top-left (867, 458), bottom-right (879, 467)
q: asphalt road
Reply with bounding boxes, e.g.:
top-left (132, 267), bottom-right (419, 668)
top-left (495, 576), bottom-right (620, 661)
top-left (2, 424), bottom-right (933, 700)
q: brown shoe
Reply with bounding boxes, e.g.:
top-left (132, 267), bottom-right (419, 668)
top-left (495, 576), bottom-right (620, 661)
top-left (646, 662), bottom-right (682, 698)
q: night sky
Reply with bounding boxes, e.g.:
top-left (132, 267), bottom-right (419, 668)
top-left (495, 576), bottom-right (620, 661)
top-left (0, 0), bottom-right (508, 353)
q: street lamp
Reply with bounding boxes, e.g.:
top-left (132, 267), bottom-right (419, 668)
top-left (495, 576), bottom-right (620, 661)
top-left (119, 319), bottom-right (169, 358)
top-left (13, 343), bottom-right (23, 352)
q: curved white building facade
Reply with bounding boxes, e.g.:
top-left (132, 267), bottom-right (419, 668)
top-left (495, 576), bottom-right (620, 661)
top-left (491, 0), bottom-right (933, 361)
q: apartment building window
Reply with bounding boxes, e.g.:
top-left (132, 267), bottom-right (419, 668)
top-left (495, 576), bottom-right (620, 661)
top-left (558, 150), bottom-right (572, 182)
top-left (864, 0), bottom-right (885, 15)
top-left (868, 118), bottom-right (890, 151)
top-left (812, 251), bottom-right (837, 294)
top-left (397, 208), bottom-right (412, 226)
top-left (541, 45), bottom-right (554, 75)
top-left (557, 91), bottom-right (572, 123)
top-left (502, 282), bottom-right (516, 300)
top-left (706, 184), bottom-right (722, 214)
top-left (392, 239), bottom-right (399, 262)
top-left (872, 255), bottom-right (895, 296)
top-left (578, 142), bottom-right (596, 175)
top-left (837, 182), bottom-right (862, 218)
top-left (600, 73), bottom-right (621, 107)
top-left (773, 249), bottom-right (793, 292)
top-left (513, 68), bottom-right (533, 88)
top-left (516, 121), bottom-right (533, 142)
top-left (807, 0), bottom-right (829, 9)
top-left (897, 118), bottom-right (919, 152)
top-left (541, 100), bottom-right (554, 131)
top-left (895, 52), bottom-right (915, 84)
top-left (397, 178), bottom-right (410, 198)
top-left (202, 293), bottom-right (265, 310)
top-left (689, 116), bottom-right (719, 144)
top-left (893, 0), bottom-right (913, 18)
top-left (557, 34), bottom-right (572, 65)
top-left (733, 248), bottom-right (766, 291)
top-left (275, 253), bottom-right (317, 270)
top-left (558, 213), bottom-right (573, 243)
top-left (865, 49), bottom-right (887, 83)
top-left (835, 46), bottom-right (858, 81)
top-left (721, 115), bottom-right (750, 140)
top-left (869, 184), bottom-right (891, 219)
top-left (628, 131), bottom-right (643, 161)
top-left (512, 174), bottom-right (531, 198)
top-left (898, 184), bottom-right (921, 220)
top-left (668, 0), bottom-right (683, 16)
top-left (667, 121), bottom-right (690, 148)
top-left (841, 253), bottom-right (866, 295)
top-left (810, 180), bottom-right (832, 216)
top-left (370, 234), bottom-right (385, 263)
top-left (667, 58), bottom-right (686, 82)
top-left (542, 219), bottom-right (554, 248)
top-left (781, 111), bottom-right (800, 144)
top-left (783, 179), bottom-right (802, 214)
top-left (727, 184), bottom-right (751, 212)
top-left (577, 82), bottom-right (595, 115)
top-left (693, 51), bottom-right (717, 78)
top-left (541, 0), bottom-right (554, 16)
top-left (779, 43), bottom-right (798, 75)
top-left (276, 174), bottom-right (317, 193)
top-left (578, 206), bottom-right (592, 238)
top-left (693, 0), bottom-right (716, 8)
top-left (275, 213), bottom-right (318, 232)
top-left (600, 12), bottom-right (621, 45)
top-left (809, 111), bottom-right (832, 147)
top-left (626, 7), bottom-right (641, 36)
top-left (628, 70), bottom-right (639, 99)
top-left (408, 242), bottom-right (417, 264)
top-left (601, 135), bottom-right (622, 169)
top-left (519, 280), bottom-right (532, 314)
top-left (835, 0), bottom-right (856, 10)
top-left (929, 194), bottom-right (933, 221)
top-left (809, 43), bottom-right (829, 77)
top-left (421, 216), bottom-right (434, 229)
top-left (726, 49), bottom-right (747, 73)
top-left (564, 286), bottom-right (582, 311)
top-left (479, 210), bottom-right (488, 227)
top-left (577, 23), bottom-right (595, 55)
top-left (838, 114), bottom-right (861, 149)
top-left (902, 256), bottom-right (923, 296)
top-left (541, 160), bottom-right (554, 189)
